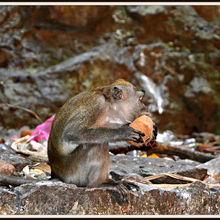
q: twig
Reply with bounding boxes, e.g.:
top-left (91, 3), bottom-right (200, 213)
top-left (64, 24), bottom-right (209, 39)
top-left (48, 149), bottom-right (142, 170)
top-left (144, 172), bottom-right (200, 183)
top-left (148, 183), bottom-right (220, 189)
top-left (147, 143), bottom-right (216, 163)
top-left (0, 103), bottom-right (43, 123)
top-left (0, 174), bottom-right (38, 186)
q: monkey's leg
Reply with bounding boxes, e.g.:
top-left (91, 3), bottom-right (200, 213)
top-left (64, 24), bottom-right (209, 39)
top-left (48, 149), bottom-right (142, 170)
top-left (87, 145), bottom-right (110, 187)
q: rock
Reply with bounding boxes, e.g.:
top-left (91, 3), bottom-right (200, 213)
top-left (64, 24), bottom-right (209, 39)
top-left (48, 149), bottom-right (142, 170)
top-left (193, 6), bottom-right (220, 23)
top-left (126, 5), bottom-right (168, 16)
top-left (0, 143), bottom-right (33, 167)
top-left (197, 156), bottom-right (220, 184)
top-left (0, 159), bottom-right (15, 176)
top-left (0, 180), bottom-right (219, 214)
top-left (110, 155), bottom-right (207, 184)
top-left (0, 150), bottom-right (219, 215)
top-left (184, 77), bottom-right (213, 98)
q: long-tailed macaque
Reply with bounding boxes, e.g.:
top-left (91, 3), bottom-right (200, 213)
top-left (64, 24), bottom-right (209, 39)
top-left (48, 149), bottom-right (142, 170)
top-left (47, 79), bottom-right (157, 187)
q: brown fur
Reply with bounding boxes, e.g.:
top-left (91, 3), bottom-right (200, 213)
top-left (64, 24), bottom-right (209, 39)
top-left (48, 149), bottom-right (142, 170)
top-left (47, 79), bottom-right (151, 187)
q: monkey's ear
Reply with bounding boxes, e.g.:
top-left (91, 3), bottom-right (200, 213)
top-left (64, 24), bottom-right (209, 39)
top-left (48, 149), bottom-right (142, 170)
top-left (112, 86), bottom-right (124, 100)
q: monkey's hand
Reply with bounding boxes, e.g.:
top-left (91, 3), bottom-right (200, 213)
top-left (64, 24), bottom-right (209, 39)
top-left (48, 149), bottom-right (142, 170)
top-left (121, 126), bottom-right (145, 144)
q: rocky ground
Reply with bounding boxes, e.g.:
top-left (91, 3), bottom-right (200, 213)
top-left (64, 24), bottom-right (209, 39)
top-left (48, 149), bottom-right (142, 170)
top-left (0, 129), bottom-right (219, 215)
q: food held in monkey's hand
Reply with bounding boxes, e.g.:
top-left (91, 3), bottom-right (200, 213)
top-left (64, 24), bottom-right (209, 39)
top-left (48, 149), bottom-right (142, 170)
top-left (128, 115), bottom-right (155, 147)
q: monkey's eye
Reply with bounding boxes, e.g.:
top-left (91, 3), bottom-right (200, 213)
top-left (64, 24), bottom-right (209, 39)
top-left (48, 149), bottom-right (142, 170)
top-left (113, 86), bottom-right (123, 100)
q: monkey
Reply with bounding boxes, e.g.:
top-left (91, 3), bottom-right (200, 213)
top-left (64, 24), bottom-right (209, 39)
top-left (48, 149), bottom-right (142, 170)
top-left (47, 79), bottom-right (157, 187)
top-left (0, 79), bottom-right (157, 187)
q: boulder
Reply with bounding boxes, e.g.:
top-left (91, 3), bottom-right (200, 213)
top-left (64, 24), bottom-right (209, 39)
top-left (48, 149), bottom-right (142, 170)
top-left (0, 180), bottom-right (219, 215)
top-left (0, 159), bottom-right (15, 176)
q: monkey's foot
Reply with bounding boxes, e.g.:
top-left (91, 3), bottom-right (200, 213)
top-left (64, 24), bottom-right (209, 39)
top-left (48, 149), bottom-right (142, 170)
top-left (101, 179), bottom-right (129, 204)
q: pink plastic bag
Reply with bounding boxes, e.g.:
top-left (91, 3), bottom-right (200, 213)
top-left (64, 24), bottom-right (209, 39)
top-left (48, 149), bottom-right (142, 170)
top-left (30, 115), bottom-right (55, 142)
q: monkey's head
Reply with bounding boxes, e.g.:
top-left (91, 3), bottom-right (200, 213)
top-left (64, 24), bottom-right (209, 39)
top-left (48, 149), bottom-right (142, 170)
top-left (102, 79), bottom-right (148, 125)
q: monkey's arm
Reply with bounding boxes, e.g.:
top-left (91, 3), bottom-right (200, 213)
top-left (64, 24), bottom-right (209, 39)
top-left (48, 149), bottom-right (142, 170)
top-left (63, 125), bottom-right (145, 145)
